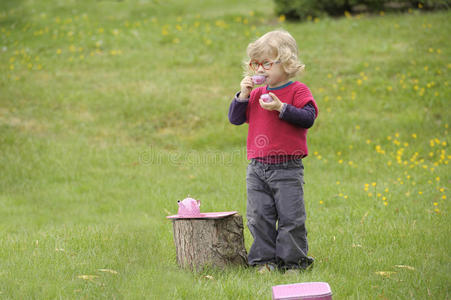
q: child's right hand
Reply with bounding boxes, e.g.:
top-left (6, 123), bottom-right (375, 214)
top-left (239, 76), bottom-right (254, 100)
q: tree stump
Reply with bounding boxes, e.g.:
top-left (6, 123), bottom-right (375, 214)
top-left (171, 214), bottom-right (248, 270)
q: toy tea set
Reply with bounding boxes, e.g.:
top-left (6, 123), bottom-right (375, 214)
top-left (252, 75), bottom-right (273, 103)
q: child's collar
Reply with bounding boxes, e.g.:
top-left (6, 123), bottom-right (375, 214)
top-left (267, 81), bottom-right (293, 90)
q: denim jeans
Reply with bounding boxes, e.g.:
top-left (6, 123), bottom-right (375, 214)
top-left (246, 159), bottom-right (312, 269)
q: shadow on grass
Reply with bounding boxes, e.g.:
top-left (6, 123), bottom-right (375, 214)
top-left (0, 0), bottom-right (28, 28)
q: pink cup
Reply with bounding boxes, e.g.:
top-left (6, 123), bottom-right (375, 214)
top-left (252, 75), bottom-right (266, 85)
top-left (260, 93), bottom-right (272, 103)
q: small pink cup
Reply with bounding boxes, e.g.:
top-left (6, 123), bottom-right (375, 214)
top-left (252, 75), bottom-right (266, 85)
top-left (260, 93), bottom-right (272, 103)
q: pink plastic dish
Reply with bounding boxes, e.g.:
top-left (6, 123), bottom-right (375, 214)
top-left (166, 197), bottom-right (238, 220)
top-left (252, 75), bottom-right (266, 85)
top-left (166, 211), bottom-right (237, 219)
top-left (272, 282), bottom-right (332, 300)
top-left (260, 93), bottom-right (272, 103)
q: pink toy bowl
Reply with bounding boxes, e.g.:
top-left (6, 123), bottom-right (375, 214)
top-left (252, 75), bottom-right (266, 85)
top-left (260, 93), bottom-right (272, 103)
top-left (272, 282), bottom-right (332, 300)
top-left (166, 197), bottom-right (237, 219)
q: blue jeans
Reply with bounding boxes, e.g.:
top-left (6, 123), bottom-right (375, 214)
top-left (246, 159), bottom-right (313, 269)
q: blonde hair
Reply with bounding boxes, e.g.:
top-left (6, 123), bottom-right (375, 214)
top-left (243, 29), bottom-right (305, 78)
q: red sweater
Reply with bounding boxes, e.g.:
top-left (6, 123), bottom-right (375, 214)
top-left (245, 81), bottom-right (318, 160)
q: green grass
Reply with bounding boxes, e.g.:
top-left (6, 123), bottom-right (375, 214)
top-left (0, 0), bottom-right (450, 298)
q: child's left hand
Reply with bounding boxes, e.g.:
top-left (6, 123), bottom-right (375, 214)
top-left (259, 92), bottom-right (284, 112)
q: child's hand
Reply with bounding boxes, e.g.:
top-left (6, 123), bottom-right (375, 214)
top-left (239, 76), bottom-right (254, 100)
top-left (259, 92), bottom-right (283, 112)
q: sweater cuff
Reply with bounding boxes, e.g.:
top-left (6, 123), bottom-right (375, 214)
top-left (235, 91), bottom-right (249, 102)
top-left (279, 103), bottom-right (288, 119)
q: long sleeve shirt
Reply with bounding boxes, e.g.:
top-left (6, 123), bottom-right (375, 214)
top-left (228, 81), bottom-right (318, 163)
top-left (228, 92), bottom-right (317, 128)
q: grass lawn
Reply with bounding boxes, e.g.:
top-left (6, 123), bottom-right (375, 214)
top-left (0, 0), bottom-right (450, 298)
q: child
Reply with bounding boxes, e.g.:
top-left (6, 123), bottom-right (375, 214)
top-left (228, 29), bottom-right (318, 273)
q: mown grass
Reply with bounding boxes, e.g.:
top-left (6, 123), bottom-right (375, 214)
top-left (0, 0), bottom-right (450, 299)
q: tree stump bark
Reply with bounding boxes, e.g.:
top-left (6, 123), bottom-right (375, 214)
top-left (171, 214), bottom-right (248, 270)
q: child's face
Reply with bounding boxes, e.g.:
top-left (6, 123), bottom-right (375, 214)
top-left (250, 55), bottom-right (289, 88)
